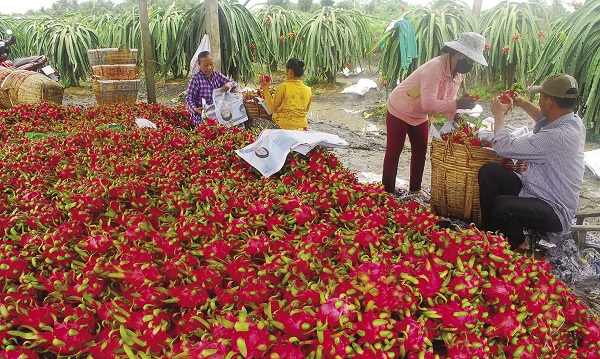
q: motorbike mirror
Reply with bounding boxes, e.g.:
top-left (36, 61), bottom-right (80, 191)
top-left (6, 29), bottom-right (12, 35)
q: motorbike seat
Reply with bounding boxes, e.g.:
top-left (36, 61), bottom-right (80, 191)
top-left (13, 55), bottom-right (43, 68)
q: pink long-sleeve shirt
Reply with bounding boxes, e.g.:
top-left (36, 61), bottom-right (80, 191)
top-left (387, 53), bottom-right (462, 126)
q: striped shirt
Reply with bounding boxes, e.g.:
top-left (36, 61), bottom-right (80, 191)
top-left (492, 112), bottom-right (586, 236)
top-left (185, 70), bottom-right (238, 126)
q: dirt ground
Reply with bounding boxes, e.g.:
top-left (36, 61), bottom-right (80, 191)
top-left (64, 72), bottom-right (600, 316)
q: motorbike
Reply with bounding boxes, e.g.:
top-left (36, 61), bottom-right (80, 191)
top-left (0, 29), bottom-right (60, 81)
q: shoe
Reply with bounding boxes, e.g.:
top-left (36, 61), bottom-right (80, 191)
top-left (537, 239), bottom-right (557, 249)
top-left (410, 189), bottom-right (430, 202)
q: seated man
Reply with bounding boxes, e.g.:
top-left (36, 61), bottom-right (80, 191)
top-left (478, 74), bottom-right (586, 250)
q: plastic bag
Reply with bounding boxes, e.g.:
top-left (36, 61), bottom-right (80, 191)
top-left (439, 121), bottom-right (459, 135)
top-left (190, 34), bottom-right (211, 77)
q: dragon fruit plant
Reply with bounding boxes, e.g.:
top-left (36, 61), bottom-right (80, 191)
top-left (0, 101), bottom-right (598, 358)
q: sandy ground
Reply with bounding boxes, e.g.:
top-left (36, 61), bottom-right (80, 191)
top-left (63, 73), bottom-right (600, 316)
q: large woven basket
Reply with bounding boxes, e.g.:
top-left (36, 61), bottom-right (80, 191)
top-left (430, 132), bottom-right (525, 227)
top-left (243, 97), bottom-right (272, 120)
top-left (92, 64), bottom-right (138, 80)
top-left (92, 78), bottom-right (139, 106)
top-left (0, 67), bottom-right (13, 84)
top-left (0, 68), bottom-right (64, 109)
top-left (88, 45), bottom-right (138, 66)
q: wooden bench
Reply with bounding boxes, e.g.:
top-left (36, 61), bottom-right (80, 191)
top-left (528, 209), bottom-right (600, 256)
top-left (571, 209), bottom-right (600, 249)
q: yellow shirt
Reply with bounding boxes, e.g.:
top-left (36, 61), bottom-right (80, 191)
top-left (262, 79), bottom-right (312, 130)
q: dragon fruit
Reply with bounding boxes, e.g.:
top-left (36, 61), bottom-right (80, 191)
top-left (274, 309), bottom-right (315, 340)
top-left (269, 342), bottom-right (305, 359)
top-left (0, 348), bottom-right (40, 359)
top-left (485, 305), bottom-right (525, 340)
top-left (317, 296), bottom-right (356, 327)
top-left (0, 102), bottom-right (596, 358)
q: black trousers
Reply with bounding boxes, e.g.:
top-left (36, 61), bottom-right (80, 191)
top-left (478, 163), bottom-right (562, 249)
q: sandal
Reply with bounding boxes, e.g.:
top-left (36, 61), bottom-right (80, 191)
top-left (409, 189), bottom-right (431, 202)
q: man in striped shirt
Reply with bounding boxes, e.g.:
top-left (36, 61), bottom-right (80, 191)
top-left (186, 51), bottom-right (238, 126)
top-left (478, 74), bottom-right (585, 250)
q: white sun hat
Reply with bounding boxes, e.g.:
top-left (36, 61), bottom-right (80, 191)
top-left (444, 32), bottom-right (488, 66)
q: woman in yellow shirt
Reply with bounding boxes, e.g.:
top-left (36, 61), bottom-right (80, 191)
top-left (258, 58), bottom-right (312, 130)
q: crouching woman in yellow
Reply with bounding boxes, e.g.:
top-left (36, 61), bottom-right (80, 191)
top-left (258, 58), bottom-right (312, 130)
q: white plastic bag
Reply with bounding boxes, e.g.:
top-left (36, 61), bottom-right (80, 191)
top-left (190, 34), bottom-right (211, 77)
top-left (457, 104), bottom-right (483, 118)
top-left (439, 121), bottom-right (459, 135)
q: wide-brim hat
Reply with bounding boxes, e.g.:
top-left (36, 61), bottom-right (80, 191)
top-left (444, 32), bottom-right (488, 66)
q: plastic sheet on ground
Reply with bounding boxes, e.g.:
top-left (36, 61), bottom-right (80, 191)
top-left (545, 235), bottom-right (600, 285)
top-left (340, 78), bottom-right (377, 96)
top-left (355, 171), bottom-right (408, 187)
top-left (341, 67), bottom-right (362, 77)
top-left (584, 148), bottom-right (600, 179)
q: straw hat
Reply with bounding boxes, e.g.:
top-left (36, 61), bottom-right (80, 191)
top-left (444, 32), bottom-right (488, 66)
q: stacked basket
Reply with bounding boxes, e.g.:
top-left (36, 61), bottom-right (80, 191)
top-left (0, 67), bottom-right (63, 109)
top-left (88, 45), bottom-right (139, 106)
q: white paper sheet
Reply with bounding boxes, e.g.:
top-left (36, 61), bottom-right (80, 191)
top-left (235, 130), bottom-right (350, 177)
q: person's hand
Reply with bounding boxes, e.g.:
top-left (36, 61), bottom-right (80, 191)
top-left (511, 92), bottom-right (526, 108)
top-left (258, 75), bottom-right (269, 87)
top-left (456, 97), bottom-right (476, 110)
top-left (195, 107), bottom-right (203, 115)
top-left (222, 82), bottom-right (234, 91)
top-left (490, 96), bottom-right (512, 118)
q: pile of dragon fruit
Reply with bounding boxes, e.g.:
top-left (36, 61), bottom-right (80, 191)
top-left (0, 102), bottom-right (598, 358)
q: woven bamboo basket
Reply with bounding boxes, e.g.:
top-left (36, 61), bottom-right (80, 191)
top-left (92, 78), bottom-right (139, 106)
top-left (0, 68), bottom-right (64, 109)
top-left (92, 64), bottom-right (139, 80)
top-left (0, 67), bottom-right (13, 84)
top-left (243, 97), bottom-right (272, 120)
top-left (88, 45), bottom-right (138, 66)
top-left (430, 132), bottom-right (524, 227)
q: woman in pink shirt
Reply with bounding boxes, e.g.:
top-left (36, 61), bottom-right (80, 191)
top-left (382, 32), bottom-right (488, 196)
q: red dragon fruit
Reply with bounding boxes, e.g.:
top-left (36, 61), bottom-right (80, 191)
top-left (274, 309), bottom-right (315, 340)
top-left (268, 342), bottom-right (305, 359)
top-left (317, 296), bottom-right (356, 327)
